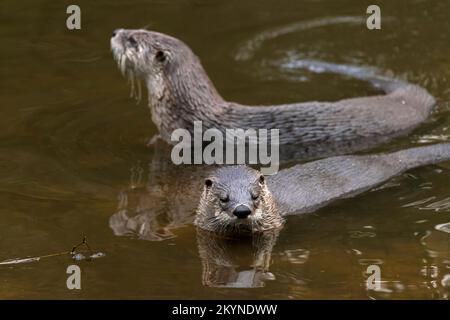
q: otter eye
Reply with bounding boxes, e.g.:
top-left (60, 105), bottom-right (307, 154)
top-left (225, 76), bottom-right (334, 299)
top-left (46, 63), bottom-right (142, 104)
top-left (219, 196), bottom-right (229, 203)
top-left (127, 36), bottom-right (138, 48)
top-left (205, 179), bottom-right (213, 188)
top-left (259, 175), bottom-right (265, 184)
top-left (155, 50), bottom-right (166, 63)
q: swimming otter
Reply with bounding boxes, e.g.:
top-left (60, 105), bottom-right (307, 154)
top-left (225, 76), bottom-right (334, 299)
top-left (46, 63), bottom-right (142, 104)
top-left (110, 28), bottom-right (436, 160)
top-left (196, 166), bottom-right (283, 235)
top-left (195, 143), bottom-right (450, 234)
top-left (108, 143), bottom-right (450, 290)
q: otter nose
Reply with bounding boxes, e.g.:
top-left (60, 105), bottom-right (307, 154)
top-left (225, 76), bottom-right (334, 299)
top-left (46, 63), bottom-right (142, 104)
top-left (233, 205), bottom-right (252, 219)
top-left (112, 29), bottom-right (122, 37)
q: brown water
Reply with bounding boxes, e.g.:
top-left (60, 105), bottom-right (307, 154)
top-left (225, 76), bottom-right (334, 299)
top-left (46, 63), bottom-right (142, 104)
top-left (1, 0), bottom-right (450, 299)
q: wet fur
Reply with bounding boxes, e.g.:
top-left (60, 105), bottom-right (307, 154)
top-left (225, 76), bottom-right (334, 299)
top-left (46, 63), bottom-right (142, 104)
top-left (111, 29), bottom-right (436, 160)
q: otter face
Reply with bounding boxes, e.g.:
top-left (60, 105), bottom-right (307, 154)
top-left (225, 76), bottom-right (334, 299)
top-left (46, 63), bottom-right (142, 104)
top-left (111, 29), bottom-right (197, 101)
top-left (195, 166), bottom-right (284, 235)
top-left (111, 29), bottom-right (193, 76)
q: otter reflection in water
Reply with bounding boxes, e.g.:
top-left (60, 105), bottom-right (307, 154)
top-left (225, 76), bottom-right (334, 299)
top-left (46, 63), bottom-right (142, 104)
top-left (108, 157), bottom-right (280, 287)
top-left (197, 229), bottom-right (280, 288)
top-left (110, 143), bottom-right (450, 287)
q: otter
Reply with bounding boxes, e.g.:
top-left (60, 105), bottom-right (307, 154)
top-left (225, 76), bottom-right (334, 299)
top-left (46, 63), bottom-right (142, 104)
top-left (110, 143), bottom-right (450, 237)
top-left (195, 143), bottom-right (450, 234)
top-left (196, 166), bottom-right (283, 235)
top-left (110, 28), bottom-right (436, 160)
top-left (109, 143), bottom-right (450, 287)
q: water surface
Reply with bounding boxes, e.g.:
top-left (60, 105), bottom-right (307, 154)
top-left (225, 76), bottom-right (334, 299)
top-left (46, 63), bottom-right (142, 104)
top-left (0, 0), bottom-right (450, 299)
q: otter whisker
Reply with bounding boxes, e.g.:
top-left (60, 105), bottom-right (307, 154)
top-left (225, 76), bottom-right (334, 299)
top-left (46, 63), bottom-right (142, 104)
top-left (141, 23), bottom-right (153, 31)
top-left (117, 52), bottom-right (122, 64)
top-left (114, 48), bottom-right (143, 105)
top-left (136, 78), bottom-right (142, 104)
top-left (251, 219), bottom-right (256, 233)
top-left (119, 54), bottom-right (127, 76)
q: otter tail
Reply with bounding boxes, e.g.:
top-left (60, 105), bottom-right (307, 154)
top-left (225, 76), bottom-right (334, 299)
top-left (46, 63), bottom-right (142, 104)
top-left (283, 59), bottom-right (436, 116)
top-left (391, 143), bottom-right (450, 170)
top-left (271, 143), bottom-right (450, 216)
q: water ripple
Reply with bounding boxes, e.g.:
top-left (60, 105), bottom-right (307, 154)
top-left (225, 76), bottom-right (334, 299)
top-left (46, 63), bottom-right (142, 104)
top-left (435, 222), bottom-right (450, 234)
top-left (280, 249), bottom-right (310, 265)
top-left (402, 196), bottom-right (450, 212)
top-left (234, 16), bottom-right (365, 61)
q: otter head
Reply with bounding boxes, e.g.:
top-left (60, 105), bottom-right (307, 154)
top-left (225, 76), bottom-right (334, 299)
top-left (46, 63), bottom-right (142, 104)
top-left (110, 29), bottom-right (221, 107)
top-left (194, 166), bottom-right (284, 235)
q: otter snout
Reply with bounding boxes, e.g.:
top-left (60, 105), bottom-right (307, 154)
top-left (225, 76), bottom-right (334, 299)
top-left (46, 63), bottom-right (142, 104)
top-left (111, 29), bottom-right (128, 44)
top-left (112, 29), bottom-right (121, 37)
top-left (111, 29), bottom-right (137, 48)
top-left (233, 205), bottom-right (252, 219)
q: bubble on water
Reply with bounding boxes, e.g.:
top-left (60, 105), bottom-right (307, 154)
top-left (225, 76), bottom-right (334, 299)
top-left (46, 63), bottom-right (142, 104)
top-left (72, 253), bottom-right (85, 261)
top-left (90, 252), bottom-right (106, 259)
top-left (72, 252), bottom-right (106, 261)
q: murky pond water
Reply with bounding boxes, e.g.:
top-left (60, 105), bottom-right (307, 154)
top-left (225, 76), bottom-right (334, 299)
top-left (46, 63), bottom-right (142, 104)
top-left (1, 0), bottom-right (450, 299)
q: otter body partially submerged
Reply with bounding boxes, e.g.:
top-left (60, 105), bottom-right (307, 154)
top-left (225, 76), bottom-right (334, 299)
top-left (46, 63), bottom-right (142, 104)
top-left (111, 29), bottom-right (436, 160)
top-left (194, 144), bottom-right (450, 235)
top-left (109, 28), bottom-right (446, 236)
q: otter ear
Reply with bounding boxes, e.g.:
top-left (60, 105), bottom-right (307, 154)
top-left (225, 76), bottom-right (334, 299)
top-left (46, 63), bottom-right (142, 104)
top-left (259, 175), bottom-right (265, 185)
top-left (205, 178), bottom-right (213, 188)
top-left (155, 50), bottom-right (167, 63)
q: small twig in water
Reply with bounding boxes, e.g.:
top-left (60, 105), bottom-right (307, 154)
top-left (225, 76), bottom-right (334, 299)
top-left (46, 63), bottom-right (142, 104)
top-left (0, 235), bottom-right (105, 266)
